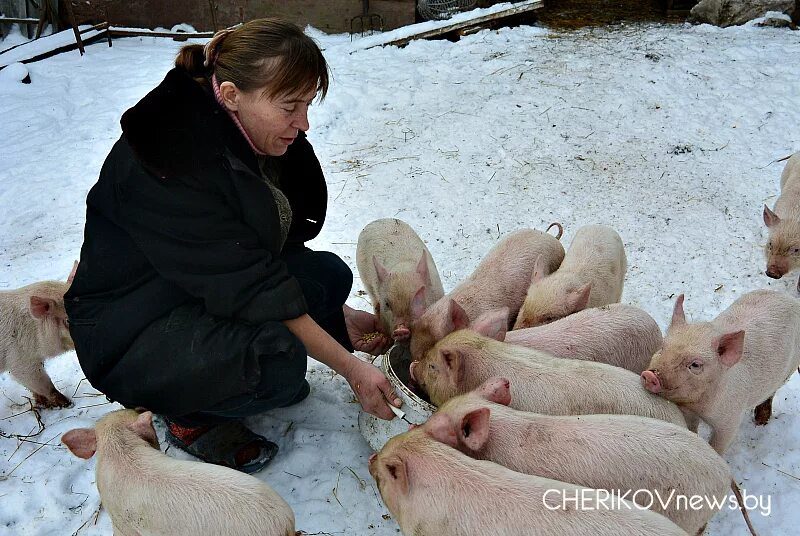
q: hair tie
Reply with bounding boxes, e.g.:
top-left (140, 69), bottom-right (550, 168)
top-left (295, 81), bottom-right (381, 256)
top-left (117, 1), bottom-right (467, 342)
top-left (203, 27), bottom-right (236, 68)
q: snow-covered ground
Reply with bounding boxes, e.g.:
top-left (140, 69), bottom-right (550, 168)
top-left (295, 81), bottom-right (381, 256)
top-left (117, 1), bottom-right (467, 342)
top-left (1, 15), bottom-right (799, 536)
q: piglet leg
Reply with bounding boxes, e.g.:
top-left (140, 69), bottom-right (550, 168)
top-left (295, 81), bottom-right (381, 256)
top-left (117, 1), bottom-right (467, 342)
top-left (709, 419), bottom-right (740, 454)
top-left (9, 362), bottom-right (71, 408)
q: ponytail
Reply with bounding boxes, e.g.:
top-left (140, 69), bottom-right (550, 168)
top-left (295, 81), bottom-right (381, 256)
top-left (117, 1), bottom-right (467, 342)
top-left (175, 44), bottom-right (212, 89)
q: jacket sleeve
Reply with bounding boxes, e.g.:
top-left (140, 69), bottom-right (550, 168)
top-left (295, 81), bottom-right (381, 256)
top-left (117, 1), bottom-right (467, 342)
top-left (109, 156), bottom-right (308, 325)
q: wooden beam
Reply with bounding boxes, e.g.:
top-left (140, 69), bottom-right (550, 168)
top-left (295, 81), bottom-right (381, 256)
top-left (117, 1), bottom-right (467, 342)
top-left (0, 22), bottom-right (214, 67)
top-left (0, 27), bottom-right (108, 69)
top-left (63, 0), bottom-right (86, 55)
top-left (370, 0), bottom-right (544, 49)
top-left (0, 21), bottom-right (104, 56)
top-left (107, 28), bottom-right (215, 39)
top-left (0, 17), bottom-right (41, 24)
top-left (36, 0), bottom-right (60, 40)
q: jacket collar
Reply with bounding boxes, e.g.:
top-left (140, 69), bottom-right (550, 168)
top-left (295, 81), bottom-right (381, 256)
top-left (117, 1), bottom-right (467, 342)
top-left (120, 68), bottom-right (259, 179)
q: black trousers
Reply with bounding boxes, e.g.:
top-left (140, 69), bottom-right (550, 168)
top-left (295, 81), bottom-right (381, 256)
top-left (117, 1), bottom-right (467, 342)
top-left (105, 246), bottom-right (353, 426)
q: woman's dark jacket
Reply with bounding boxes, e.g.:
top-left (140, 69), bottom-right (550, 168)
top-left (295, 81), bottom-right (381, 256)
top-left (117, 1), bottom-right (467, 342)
top-left (64, 68), bottom-right (327, 389)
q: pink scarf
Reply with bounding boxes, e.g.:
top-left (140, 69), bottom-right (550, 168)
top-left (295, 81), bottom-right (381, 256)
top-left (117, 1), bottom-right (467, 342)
top-left (212, 74), bottom-right (267, 156)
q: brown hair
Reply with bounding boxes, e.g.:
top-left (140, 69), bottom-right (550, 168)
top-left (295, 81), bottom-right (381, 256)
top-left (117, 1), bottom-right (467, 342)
top-left (175, 18), bottom-right (329, 101)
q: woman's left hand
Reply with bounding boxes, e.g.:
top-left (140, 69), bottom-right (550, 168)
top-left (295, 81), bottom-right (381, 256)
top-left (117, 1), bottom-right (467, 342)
top-left (345, 358), bottom-right (402, 421)
top-left (344, 305), bottom-right (393, 356)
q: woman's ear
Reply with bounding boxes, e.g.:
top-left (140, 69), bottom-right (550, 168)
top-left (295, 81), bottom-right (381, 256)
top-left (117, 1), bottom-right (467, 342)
top-left (219, 81), bottom-right (240, 111)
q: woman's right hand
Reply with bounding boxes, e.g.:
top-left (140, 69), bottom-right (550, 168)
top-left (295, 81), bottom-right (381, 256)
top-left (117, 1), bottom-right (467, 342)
top-left (283, 314), bottom-right (401, 420)
top-left (344, 358), bottom-right (402, 421)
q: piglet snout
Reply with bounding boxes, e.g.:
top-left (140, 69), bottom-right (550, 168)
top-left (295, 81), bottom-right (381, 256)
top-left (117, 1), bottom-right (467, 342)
top-left (765, 268), bottom-right (783, 279)
top-left (480, 376), bottom-right (512, 406)
top-left (393, 326), bottom-right (411, 341)
top-left (641, 370), bottom-right (662, 394)
top-left (495, 379), bottom-right (512, 406)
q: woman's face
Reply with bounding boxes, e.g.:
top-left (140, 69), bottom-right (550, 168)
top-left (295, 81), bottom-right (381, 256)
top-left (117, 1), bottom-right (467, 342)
top-left (221, 82), bottom-right (316, 156)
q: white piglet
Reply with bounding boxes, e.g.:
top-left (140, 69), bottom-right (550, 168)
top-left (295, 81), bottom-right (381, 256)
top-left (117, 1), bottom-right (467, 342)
top-left (642, 290), bottom-right (800, 453)
top-left (62, 409), bottom-right (296, 536)
top-left (0, 262), bottom-right (78, 408)
top-left (763, 151), bottom-right (800, 290)
top-left (356, 218), bottom-right (444, 341)
top-left (501, 303), bottom-right (662, 374)
top-left (411, 315), bottom-right (686, 427)
top-left (515, 224), bottom-right (626, 329)
top-left (410, 227), bottom-right (565, 361)
top-left (426, 378), bottom-right (730, 535)
top-left (369, 426), bottom-right (688, 536)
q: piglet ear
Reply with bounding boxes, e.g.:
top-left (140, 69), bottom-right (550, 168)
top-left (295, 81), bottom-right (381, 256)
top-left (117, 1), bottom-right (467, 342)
top-left (67, 260), bottom-right (79, 285)
top-left (459, 408), bottom-right (490, 452)
top-left (471, 308), bottom-right (508, 341)
top-left (373, 256), bottom-right (390, 283)
top-left (409, 360), bottom-right (419, 384)
top-left (442, 349), bottom-right (464, 384)
top-left (717, 330), bottom-right (745, 367)
top-left (532, 254), bottom-right (547, 284)
top-left (385, 456), bottom-right (409, 496)
top-left (61, 428), bottom-right (97, 459)
top-left (127, 411), bottom-right (159, 448)
top-left (416, 251), bottom-right (430, 284)
top-left (670, 294), bottom-right (687, 328)
top-left (423, 413), bottom-right (459, 448)
top-left (29, 296), bottom-right (56, 319)
top-left (444, 300), bottom-right (470, 335)
top-left (763, 205), bottom-right (780, 228)
top-left (571, 284), bottom-right (592, 312)
top-left (410, 285), bottom-right (428, 321)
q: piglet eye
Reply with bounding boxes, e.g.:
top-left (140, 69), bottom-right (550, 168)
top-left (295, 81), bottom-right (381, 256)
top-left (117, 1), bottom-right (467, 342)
top-left (689, 361), bottom-right (702, 370)
top-left (792, 248), bottom-right (800, 255)
top-left (63, 318), bottom-right (70, 328)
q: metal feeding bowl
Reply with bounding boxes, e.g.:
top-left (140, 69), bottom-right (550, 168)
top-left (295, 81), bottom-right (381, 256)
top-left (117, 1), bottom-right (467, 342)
top-left (358, 345), bottom-right (436, 452)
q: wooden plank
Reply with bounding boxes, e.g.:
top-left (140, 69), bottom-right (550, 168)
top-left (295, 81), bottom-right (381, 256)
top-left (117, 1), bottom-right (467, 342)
top-left (0, 29), bottom-right (107, 69)
top-left (63, 0), bottom-right (86, 55)
top-left (0, 0), bottom-right (31, 34)
top-left (0, 0), bottom-right (30, 38)
top-left (368, 0), bottom-right (543, 49)
top-left (0, 17), bottom-right (40, 24)
top-left (0, 21), bottom-right (105, 56)
top-left (108, 27), bottom-right (215, 39)
top-left (0, 24), bottom-right (107, 68)
top-left (0, 22), bottom-right (216, 67)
